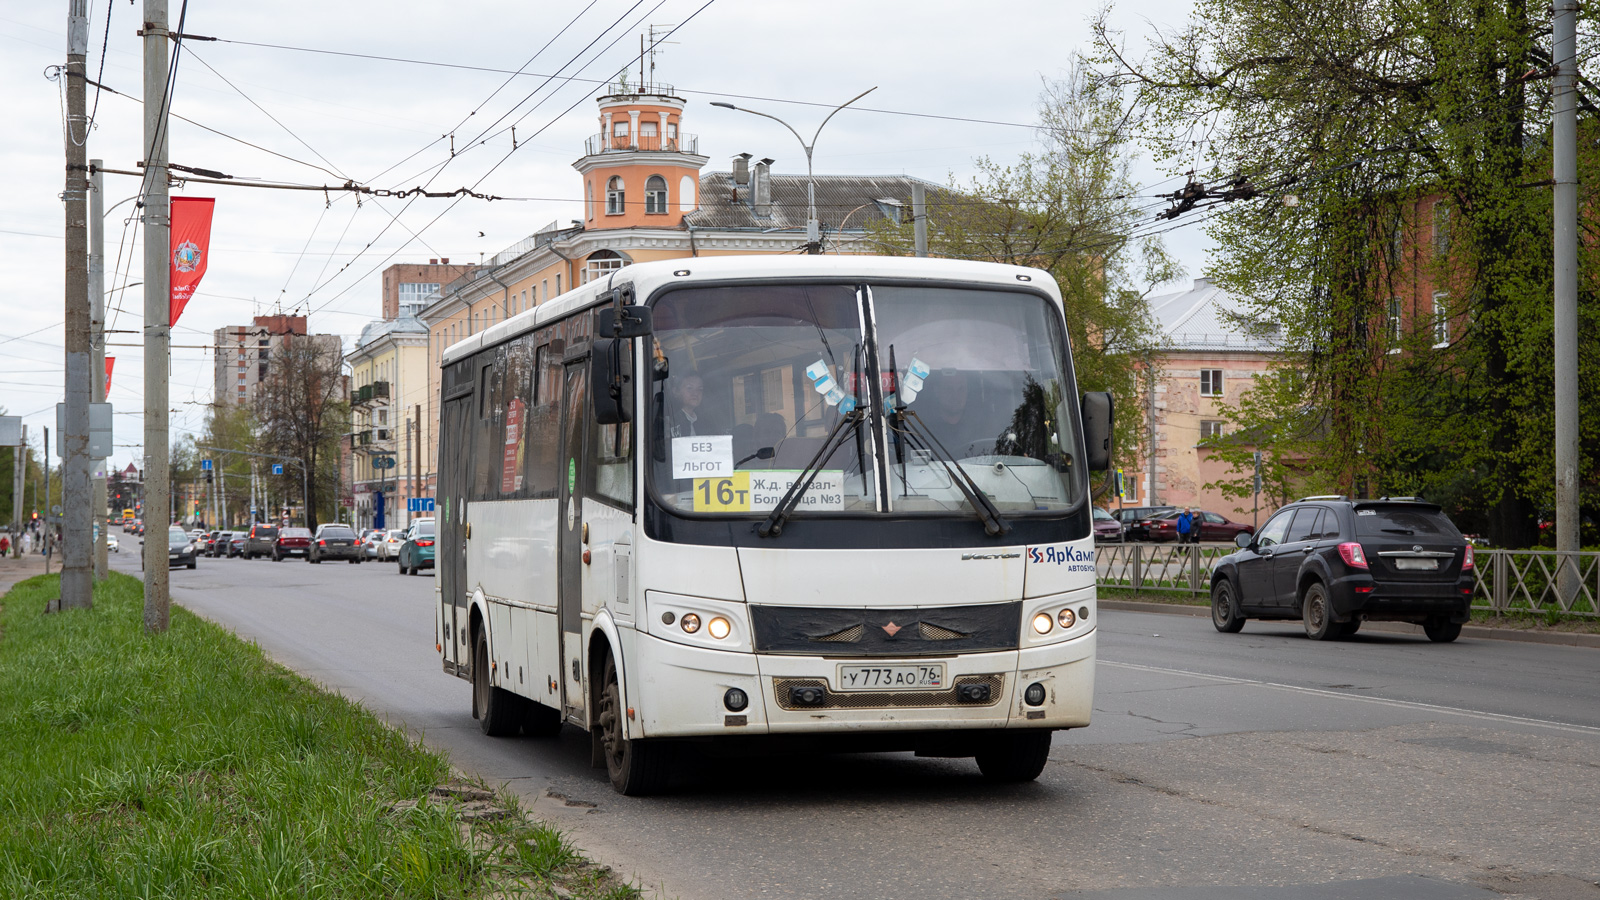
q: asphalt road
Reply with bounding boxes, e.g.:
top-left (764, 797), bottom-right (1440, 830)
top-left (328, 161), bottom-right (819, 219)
top-left (114, 550), bottom-right (1600, 900)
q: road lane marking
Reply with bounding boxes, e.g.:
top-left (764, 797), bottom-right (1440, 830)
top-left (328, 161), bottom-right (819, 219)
top-left (1100, 659), bottom-right (1600, 737)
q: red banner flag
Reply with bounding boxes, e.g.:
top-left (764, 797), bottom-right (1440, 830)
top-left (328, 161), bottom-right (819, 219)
top-left (104, 356), bottom-right (114, 397)
top-left (169, 197), bottom-right (215, 327)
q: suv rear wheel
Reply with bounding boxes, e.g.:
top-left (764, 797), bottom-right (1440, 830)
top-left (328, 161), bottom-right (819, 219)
top-left (1302, 582), bottom-right (1338, 641)
top-left (1423, 619), bottom-right (1462, 643)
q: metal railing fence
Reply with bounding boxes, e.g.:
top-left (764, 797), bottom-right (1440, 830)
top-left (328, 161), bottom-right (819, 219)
top-left (1094, 543), bottom-right (1600, 618)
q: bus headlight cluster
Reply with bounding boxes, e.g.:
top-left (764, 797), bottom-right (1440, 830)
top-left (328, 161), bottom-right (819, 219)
top-left (665, 610), bottom-right (733, 640)
top-left (1031, 603), bottom-right (1090, 636)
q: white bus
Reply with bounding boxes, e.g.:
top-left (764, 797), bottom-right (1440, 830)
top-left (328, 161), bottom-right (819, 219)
top-left (436, 256), bottom-right (1112, 794)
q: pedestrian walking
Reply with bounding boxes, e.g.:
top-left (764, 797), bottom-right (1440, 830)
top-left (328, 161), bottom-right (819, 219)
top-left (0, 533), bottom-right (10, 557)
top-left (1175, 508), bottom-right (1194, 544)
top-left (20, 530), bottom-right (32, 556)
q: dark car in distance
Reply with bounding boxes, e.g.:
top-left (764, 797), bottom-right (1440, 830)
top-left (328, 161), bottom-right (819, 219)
top-left (228, 533), bottom-right (246, 557)
top-left (309, 524), bottom-right (362, 563)
top-left (1209, 496), bottom-right (1474, 642)
top-left (242, 524), bottom-right (280, 559)
top-left (1093, 507), bottom-right (1124, 543)
top-left (1147, 509), bottom-right (1255, 543)
top-left (1115, 506), bottom-right (1178, 541)
top-left (274, 527), bottom-right (313, 561)
top-left (141, 525), bottom-right (197, 570)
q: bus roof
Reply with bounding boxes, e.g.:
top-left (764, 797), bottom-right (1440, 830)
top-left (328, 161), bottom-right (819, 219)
top-left (440, 256), bottom-right (1060, 366)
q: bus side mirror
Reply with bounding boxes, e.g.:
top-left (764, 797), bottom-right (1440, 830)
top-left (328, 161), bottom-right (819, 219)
top-left (1081, 391), bottom-right (1113, 471)
top-left (595, 305), bottom-right (653, 339)
top-left (591, 338), bottom-right (633, 425)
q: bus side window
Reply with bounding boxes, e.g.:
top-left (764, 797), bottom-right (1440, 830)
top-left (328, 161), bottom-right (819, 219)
top-left (523, 339), bottom-right (564, 498)
top-left (593, 419), bottom-right (633, 509)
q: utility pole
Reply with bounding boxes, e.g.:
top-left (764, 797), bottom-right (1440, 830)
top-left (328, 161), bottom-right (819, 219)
top-left (60, 0), bottom-right (93, 609)
top-left (43, 428), bottom-right (52, 574)
top-left (143, 0), bottom-right (171, 632)
top-left (912, 183), bottom-right (928, 258)
top-left (90, 159), bottom-right (108, 581)
top-left (1553, 0), bottom-right (1580, 602)
top-left (1146, 354), bottom-right (1159, 507)
top-left (12, 425), bottom-right (26, 554)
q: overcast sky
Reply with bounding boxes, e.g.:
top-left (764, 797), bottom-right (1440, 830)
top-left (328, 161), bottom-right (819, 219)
top-left (1, 0), bottom-right (1205, 472)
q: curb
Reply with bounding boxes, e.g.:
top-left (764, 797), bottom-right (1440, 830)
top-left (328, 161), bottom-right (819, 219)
top-left (1100, 599), bottom-right (1600, 649)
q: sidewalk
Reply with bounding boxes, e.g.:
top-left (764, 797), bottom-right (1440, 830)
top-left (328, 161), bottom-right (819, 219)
top-left (1101, 598), bottom-right (1600, 648)
top-left (0, 553), bottom-right (50, 597)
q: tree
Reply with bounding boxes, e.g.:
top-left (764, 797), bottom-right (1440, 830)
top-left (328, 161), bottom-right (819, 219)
top-left (870, 61), bottom-right (1180, 493)
top-left (251, 335), bottom-right (347, 530)
top-left (1095, 0), bottom-right (1600, 545)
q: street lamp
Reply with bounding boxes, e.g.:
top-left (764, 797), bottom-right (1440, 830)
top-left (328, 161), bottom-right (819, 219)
top-left (710, 87), bottom-right (877, 253)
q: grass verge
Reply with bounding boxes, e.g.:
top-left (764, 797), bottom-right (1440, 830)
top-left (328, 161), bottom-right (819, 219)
top-left (0, 572), bottom-right (639, 900)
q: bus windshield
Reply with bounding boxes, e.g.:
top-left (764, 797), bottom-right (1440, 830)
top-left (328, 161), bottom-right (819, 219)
top-left (648, 282), bottom-right (1085, 520)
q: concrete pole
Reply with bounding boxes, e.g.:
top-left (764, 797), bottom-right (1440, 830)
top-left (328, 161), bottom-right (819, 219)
top-left (1146, 354), bottom-right (1159, 507)
top-left (143, 0), bottom-right (171, 632)
top-left (90, 158), bottom-right (108, 581)
top-left (61, 0), bottom-right (93, 608)
top-left (43, 428), bottom-right (52, 574)
top-left (12, 425), bottom-right (25, 556)
top-left (1553, 0), bottom-right (1580, 601)
top-left (912, 183), bottom-right (928, 258)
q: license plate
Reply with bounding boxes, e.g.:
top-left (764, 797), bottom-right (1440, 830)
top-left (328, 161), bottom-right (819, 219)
top-left (835, 663), bottom-right (945, 692)
top-left (1394, 558), bottom-right (1438, 571)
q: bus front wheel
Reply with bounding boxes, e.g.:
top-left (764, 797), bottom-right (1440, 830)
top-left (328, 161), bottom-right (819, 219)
top-left (597, 653), bottom-right (671, 795)
top-left (974, 730), bottom-right (1053, 783)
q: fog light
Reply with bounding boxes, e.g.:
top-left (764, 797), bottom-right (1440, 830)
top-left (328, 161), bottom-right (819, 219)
top-left (681, 613), bottom-right (701, 634)
top-left (660, 611), bottom-right (675, 625)
top-left (724, 687), bottom-right (748, 711)
top-left (1058, 608), bottom-right (1076, 628)
top-left (1079, 606), bottom-right (1090, 620)
top-left (1032, 612), bottom-right (1053, 634)
top-left (708, 616), bottom-right (731, 639)
top-left (957, 683), bottom-right (991, 703)
top-left (1024, 682), bottom-right (1047, 706)
top-left (790, 685), bottom-right (825, 707)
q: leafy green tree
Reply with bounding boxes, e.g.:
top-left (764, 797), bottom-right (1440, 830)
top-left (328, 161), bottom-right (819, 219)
top-left (1095, 0), bottom-right (1600, 545)
top-left (870, 61), bottom-right (1180, 496)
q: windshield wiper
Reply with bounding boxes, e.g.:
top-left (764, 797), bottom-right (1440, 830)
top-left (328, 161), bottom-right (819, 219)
top-left (758, 409), bottom-right (865, 538)
top-left (895, 408), bottom-right (1009, 536)
top-left (1380, 528), bottom-right (1415, 535)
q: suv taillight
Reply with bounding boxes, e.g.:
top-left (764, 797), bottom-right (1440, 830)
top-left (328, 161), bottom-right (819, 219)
top-left (1462, 543), bottom-right (1474, 571)
top-left (1337, 542), bottom-right (1369, 569)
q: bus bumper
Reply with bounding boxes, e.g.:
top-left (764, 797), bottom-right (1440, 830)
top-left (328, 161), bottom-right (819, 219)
top-left (627, 626), bottom-right (1095, 739)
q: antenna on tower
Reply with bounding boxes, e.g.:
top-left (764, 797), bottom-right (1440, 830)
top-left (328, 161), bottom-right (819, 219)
top-left (646, 25), bottom-right (678, 91)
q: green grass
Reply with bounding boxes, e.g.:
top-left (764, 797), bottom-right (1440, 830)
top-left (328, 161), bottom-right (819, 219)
top-left (0, 573), bottom-right (639, 900)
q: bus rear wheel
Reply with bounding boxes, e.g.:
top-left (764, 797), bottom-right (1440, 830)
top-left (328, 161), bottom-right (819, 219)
top-left (597, 653), bottom-right (670, 795)
top-left (974, 730), bottom-right (1053, 783)
top-left (472, 626), bottom-right (521, 736)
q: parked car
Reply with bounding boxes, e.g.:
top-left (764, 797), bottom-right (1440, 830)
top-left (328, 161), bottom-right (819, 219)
top-left (1146, 509), bottom-right (1255, 543)
top-left (1093, 507), bottom-right (1124, 543)
top-left (106, 533), bottom-right (119, 553)
top-left (1115, 506), bottom-right (1178, 541)
top-left (273, 526), bottom-right (313, 561)
top-left (242, 524), bottom-right (280, 559)
top-left (1209, 497), bottom-right (1473, 642)
top-left (396, 519), bottom-right (436, 575)
top-left (141, 524), bottom-right (197, 570)
top-left (228, 533), bottom-right (246, 557)
top-left (309, 524), bottom-right (362, 563)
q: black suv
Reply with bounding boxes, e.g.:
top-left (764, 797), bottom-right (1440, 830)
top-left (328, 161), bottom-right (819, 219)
top-left (1209, 497), bottom-right (1474, 642)
top-left (242, 524), bottom-right (279, 559)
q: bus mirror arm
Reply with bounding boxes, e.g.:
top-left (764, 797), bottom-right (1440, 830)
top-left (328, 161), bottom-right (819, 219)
top-left (595, 304), bottom-right (653, 339)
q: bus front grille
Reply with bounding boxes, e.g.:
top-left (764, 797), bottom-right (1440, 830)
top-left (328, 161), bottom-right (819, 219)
top-left (773, 675), bottom-right (1006, 710)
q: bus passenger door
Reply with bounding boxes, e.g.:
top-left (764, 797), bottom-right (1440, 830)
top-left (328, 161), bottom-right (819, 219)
top-left (440, 395), bottom-right (473, 674)
top-left (557, 361), bottom-right (589, 723)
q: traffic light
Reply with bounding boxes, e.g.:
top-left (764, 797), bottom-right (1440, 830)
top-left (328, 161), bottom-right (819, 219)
top-left (205, 470), bottom-right (213, 484)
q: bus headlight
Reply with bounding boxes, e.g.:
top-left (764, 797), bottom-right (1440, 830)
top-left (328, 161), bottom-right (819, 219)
top-left (680, 613), bottom-right (701, 634)
top-left (1031, 613), bottom-right (1054, 635)
top-left (1058, 608), bottom-right (1076, 628)
top-left (708, 616), bottom-right (731, 640)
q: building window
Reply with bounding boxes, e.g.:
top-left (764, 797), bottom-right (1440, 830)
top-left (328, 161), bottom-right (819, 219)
top-left (1386, 297), bottom-right (1403, 352)
top-left (556, 274), bottom-right (562, 295)
top-left (639, 121), bottom-right (657, 137)
top-left (1433, 202), bottom-right (1451, 256)
top-left (1199, 369), bottom-right (1223, 397)
top-left (667, 122), bottom-right (677, 140)
top-left (1200, 420), bottom-right (1226, 440)
top-left (612, 121), bottom-right (629, 138)
top-left (586, 181), bottom-right (594, 221)
top-left (1432, 292), bottom-right (1450, 348)
top-left (583, 250), bottom-right (627, 284)
top-left (397, 282), bottom-right (439, 317)
top-left (606, 176), bottom-right (625, 215)
top-left (542, 280), bottom-right (548, 302)
top-left (645, 175), bottom-right (668, 214)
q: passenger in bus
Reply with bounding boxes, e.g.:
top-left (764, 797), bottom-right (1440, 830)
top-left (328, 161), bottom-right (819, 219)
top-left (668, 374), bottom-right (710, 438)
